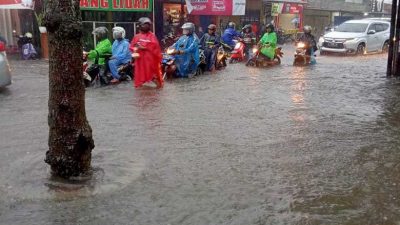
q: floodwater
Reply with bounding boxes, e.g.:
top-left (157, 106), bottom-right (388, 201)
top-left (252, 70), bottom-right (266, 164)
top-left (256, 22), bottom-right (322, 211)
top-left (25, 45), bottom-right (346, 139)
top-left (1, 47), bottom-right (399, 225)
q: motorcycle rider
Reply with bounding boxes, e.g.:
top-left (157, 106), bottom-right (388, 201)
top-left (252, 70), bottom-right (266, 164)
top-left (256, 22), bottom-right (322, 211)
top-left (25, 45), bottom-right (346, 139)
top-left (200, 24), bottom-right (221, 72)
top-left (171, 22), bottom-right (199, 77)
top-left (108, 26), bottom-right (132, 84)
top-left (85, 27), bottom-right (112, 81)
top-left (241, 24), bottom-right (256, 60)
top-left (222, 22), bottom-right (241, 49)
top-left (130, 17), bottom-right (163, 88)
top-left (297, 25), bottom-right (318, 59)
top-left (259, 24), bottom-right (277, 61)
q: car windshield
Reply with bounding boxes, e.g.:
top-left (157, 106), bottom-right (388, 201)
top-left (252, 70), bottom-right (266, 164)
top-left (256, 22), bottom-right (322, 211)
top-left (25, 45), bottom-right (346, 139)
top-left (336, 23), bottom-right (368, 33)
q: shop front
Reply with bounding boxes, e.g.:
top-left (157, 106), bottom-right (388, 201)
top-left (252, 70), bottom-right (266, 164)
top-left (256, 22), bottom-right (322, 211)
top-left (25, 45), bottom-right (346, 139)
top-left (80, 0), bottom-right (153, 49)
top-left (263, 0), bottom-right (306, 35)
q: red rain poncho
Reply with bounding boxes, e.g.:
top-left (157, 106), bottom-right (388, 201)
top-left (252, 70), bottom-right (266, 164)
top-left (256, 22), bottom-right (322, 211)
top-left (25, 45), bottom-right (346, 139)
top-left (130, 32), bottom-right (163, 88)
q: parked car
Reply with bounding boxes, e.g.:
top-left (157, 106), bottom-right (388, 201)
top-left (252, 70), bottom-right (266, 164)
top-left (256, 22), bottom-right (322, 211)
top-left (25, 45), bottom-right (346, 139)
top-left (362, 17), bottom-right (391, 22)
top-left (318, 20), bottom-right (390, 55)
top-left (0, 41), bottom-right (11, 88)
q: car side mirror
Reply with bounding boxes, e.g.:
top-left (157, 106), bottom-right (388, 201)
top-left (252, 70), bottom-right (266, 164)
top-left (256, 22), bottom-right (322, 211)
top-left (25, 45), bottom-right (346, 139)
top-left (367, 30), bottom-right (376, 35)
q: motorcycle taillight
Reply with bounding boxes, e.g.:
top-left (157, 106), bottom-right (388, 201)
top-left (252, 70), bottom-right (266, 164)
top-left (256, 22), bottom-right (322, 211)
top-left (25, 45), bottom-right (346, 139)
top-left (0, 41), bottom-right (5, 52)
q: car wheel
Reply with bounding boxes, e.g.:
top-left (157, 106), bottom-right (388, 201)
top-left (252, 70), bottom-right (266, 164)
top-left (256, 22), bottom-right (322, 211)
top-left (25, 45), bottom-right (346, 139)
top-left (356, 44), bottom-right (365, 55)
top-left (382, 41), bottom-right (389, 53)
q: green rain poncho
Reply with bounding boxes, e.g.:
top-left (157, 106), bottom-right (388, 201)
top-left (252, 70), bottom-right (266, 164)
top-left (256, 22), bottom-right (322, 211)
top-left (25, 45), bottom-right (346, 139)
top-left (87, 39), bottom-right (112, 65)
top-left (259, 32), bottom-right (277, 60)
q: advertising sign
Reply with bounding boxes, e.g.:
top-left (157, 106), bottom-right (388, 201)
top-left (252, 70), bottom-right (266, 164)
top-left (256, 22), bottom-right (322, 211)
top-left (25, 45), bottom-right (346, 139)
top-left (0, 0), bottom-right (33, 9)
top-left (186, 0), bottom-right (245, 16)
top-left (80, 0), bottom-right (152, 12)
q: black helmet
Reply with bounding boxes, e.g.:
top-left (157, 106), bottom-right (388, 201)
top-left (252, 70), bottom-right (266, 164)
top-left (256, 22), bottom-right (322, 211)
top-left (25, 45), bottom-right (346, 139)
top-left (266, 23), bottom-right (275, 32)
top-left (138, 17), bottom-right (152, 26)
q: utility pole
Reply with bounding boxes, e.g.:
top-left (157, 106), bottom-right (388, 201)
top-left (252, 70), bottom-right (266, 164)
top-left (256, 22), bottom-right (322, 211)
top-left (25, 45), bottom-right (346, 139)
top-left (387, 0), bottom-right (399, 77)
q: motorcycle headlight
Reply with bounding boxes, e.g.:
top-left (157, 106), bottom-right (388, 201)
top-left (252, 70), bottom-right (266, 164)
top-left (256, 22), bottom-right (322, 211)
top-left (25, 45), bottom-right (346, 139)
top-left (166, 48), bottom-right (174, 54)
top-left (252, 48), bottom-right (258, 54)
top-left (235, 43), bottom-right (241, 49)
top-left (297, 42), bottom-right (306, 48)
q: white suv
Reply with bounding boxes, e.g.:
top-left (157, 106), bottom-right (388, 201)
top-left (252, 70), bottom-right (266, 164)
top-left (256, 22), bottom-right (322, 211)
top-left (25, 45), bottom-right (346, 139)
top-left (318, 20), bottom-right (390, 55)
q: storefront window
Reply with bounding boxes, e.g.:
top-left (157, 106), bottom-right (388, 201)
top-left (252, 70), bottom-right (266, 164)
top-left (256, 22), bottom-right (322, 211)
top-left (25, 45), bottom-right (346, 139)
top-left (163, 3), bottom-right (187, 37)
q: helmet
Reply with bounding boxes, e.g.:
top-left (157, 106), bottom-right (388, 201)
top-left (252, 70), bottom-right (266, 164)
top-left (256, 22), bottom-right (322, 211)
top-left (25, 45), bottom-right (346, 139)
top-left (265, 23), bottom-right (275, 32)
top-left (25, 32), bottom-right (33, 38)
top-left (92, 27), bottom-right (108, 40)
top-left (112, 26), bottom-right (126, 39)
top-left (138, 17), bottom-right (152, 26)
top-left (228, 22), bottom-right (236, 29)
top-left (182, 22), bottom-right (195, 34)
top-left (208, 24), bottom-right (217, 31)
top-left (303, 25), bottom-right (312, 34)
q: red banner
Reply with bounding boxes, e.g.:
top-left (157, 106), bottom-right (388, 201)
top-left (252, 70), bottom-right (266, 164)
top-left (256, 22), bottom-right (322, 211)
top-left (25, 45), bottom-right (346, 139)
top-left (190, 0), bottom-right (232, 15)
top-left (282, 3), bottom-right (303, 14)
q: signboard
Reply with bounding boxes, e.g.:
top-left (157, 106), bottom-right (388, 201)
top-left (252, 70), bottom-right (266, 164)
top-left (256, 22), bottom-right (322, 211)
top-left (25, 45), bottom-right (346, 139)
top-left (271, 3), bottom-right (283, 16)
top-left (272, 3), bottom-right (303, 15)
top-left (283, 3), bottom-right (303, 14)
top-left (80, 0), bottom-right (153, 11)
top-left (0, 0), bottom-right (33, 9)
top-left (186, 0), bottom-right (246, 16)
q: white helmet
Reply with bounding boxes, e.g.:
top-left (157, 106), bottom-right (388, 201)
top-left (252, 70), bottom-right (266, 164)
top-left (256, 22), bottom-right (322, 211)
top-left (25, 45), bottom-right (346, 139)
top-left (112, 26), bottom-right (126, 39)
top-left (303, 25), bottom-right (312, 34)
top-left (25, 32), bottom-right (33, 38)
top-left (181, 23), bottom-right (195, 35)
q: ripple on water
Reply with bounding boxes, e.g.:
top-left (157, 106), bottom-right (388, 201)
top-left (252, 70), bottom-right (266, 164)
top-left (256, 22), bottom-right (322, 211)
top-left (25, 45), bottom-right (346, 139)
top-left (0, 148), bottom-right (145, 200)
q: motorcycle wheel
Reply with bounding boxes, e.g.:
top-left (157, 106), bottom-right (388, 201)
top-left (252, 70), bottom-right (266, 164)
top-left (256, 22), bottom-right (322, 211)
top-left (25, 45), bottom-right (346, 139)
top-left (246, 58), bottom-right (256, 67)
top-left (229, 58), bottom-right (235, 64)
top-left (195, 67), bottom-right (203, 76)
top-left (276, 57), bottom-right (281, 65)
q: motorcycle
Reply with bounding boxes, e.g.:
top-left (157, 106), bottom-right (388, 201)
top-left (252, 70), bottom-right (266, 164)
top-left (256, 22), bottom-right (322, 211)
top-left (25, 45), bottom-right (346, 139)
top-left (162, 47), bottom-right (206, 79)
top-left (246, 45), bottom-right (283, 67)
top-left (293, 42), bottom-right (315, 66)
top-left (162, 48), bottom-right (177, 79)
top-left (215, 45), bottom-right (228, 69)
top-left (229, 39), bottom-right (245, 63)
top-left (82, 52), bottom-right (134, 87)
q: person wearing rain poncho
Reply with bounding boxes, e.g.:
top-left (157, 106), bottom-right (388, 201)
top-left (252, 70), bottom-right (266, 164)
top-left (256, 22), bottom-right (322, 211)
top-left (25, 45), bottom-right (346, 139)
top-left (130, 17), bottom-right (163, 88)
top-left (108, 26), bottom-right (132, 84)
top-left (259, 24), bottom-right (277, 60)
top-left (171, 23), bottom-right (199, 77)
top-left (86, 27), bottom-right (112, 66)
top-left (297, 25), bottom-right (318, 64)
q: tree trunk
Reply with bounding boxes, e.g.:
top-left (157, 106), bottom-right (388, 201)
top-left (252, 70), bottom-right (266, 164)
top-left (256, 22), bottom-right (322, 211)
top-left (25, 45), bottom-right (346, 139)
top-left (44, 0), bottom-right (94, 178)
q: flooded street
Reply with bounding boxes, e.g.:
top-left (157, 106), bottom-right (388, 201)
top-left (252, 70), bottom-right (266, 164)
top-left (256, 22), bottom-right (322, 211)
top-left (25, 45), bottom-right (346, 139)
top-left (1, 48), bottom-right (400, 225)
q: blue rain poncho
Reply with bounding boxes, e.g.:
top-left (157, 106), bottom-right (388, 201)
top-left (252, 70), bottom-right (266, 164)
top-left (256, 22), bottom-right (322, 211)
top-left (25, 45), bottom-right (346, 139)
top-left (173, 34), bottom-right (199, 77)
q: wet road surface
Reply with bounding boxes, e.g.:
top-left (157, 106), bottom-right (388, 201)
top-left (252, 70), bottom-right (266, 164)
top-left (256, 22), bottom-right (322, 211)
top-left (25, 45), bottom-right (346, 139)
top-left (1, 48), bottom-right (399, 225)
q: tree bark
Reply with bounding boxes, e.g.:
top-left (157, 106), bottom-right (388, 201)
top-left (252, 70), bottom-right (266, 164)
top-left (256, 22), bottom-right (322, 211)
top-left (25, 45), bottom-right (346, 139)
top-left (44, 0), bottom-right (94, 178)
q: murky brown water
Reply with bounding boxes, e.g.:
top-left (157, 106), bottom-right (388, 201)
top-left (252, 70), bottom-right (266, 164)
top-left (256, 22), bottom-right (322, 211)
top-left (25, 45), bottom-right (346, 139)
top-left (1, 48), bottom-right (399, 225)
